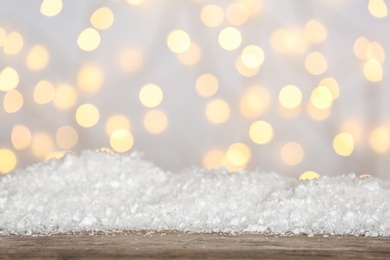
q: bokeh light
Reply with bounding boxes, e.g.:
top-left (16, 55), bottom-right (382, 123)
top-left (0, 67), bottom-right (19, 92)
top-left (249, 120), bottom-right (274, 145)
top-left (200, 5), bottom-right (224, 27)
top-left (105, 115), bottom-right (131, 136)
top-left (369, 126), bottom-right (390, 153)
top-left (205, 99), bottom-right (231, 124)
top-left (333, 133), bottom-right (354, 156)
top-left (203, 149), bottom-right (225, 169)
top-left (281, 142), bottom-right (304, 166)
top-left (177, 42), bottom-right (202, 66)
top-left (11, 125), bottom-right (32, 150)
top-left (110, 129), bottom-right (134, 153)
top-left (311, 86), bottom-right (333, 110)
top-left (195, 73), bottom-right (219, 97)
top-left (167, 30), bottom-right (191, 54)
top-left (0, 149), bottom-right (17, 174)
top-left (304, 19), bottom-right (327, 43)
top-left (3, 31), bottom-right (23, 55)
top-left (218, 27), bottom-right (242, 51)
top-left (363, 58), bottom-right (383, 82)
top-left (270, 28), bottom-right (307, 55)
top-left (368, 0), bottom-right (388, 18)
top-left (299, 171), bottom-right (320, 180)
top-left (240, 85), bottom-right (270, 118)
top-left (40, 0), bottom-right (63, 17)
top-left (53, 84), bottom-right (77, 110)
top-left (240, 45), bottom-right (265, 68)
top-left (139, 83), bottom-right (163, 108)
top-left (31, 132), bottom-right (54, 159)
top-left (305, 51), bottom-right (328, 75)
top-left (90, 7), bottom-right (114, 30)
top-left (144, 110), bottom-right (168, 134)
top-left (75, 104), bottom-right (100, 128)
top-left (56, 126), bottom-right (78, 149)
top-left (26, 45), bottom-right (50, 71)
top-left (77, 63), bottom-right (104, 95)
top-left (278, 85), bottom-right (302, 109)
top-left (34, 80), bottom-right (55, 105)
top-left (226, 143), bottom-right (251, 167)
top-left (3, 90), bottom-right (23, 113)
top-left (77, 27), bottom-right (101, 52)
top-left (226, 3), bottom-right (249, 26)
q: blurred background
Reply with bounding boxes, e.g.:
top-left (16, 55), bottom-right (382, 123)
top-left (0, 0), bottom-right (389, 178)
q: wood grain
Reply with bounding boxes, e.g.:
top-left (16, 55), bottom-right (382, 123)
top-left (1, 231), bottom-right (389, 259)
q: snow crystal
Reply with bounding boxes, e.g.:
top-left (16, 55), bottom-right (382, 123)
top-left (1, 150), bottom-right (390, 236)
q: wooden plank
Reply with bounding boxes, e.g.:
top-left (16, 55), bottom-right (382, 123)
top-left (1, 231), bottom-right (390, 259)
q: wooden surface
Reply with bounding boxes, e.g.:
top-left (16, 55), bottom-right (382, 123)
top-left (1, 231), bottom-right (390, 259)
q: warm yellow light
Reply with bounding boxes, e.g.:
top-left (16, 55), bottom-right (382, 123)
top-left (31, 132), bottom-right (54, 159)
top-left (333, 133), bottom-right (354, 156)
top-left (203, 149), bottom-right (225, 169)
top-left (205, 99), bottom-right (231, 124)
top-left (200, 5), bottom-right (225, 27)
top-left (26, 45), bottom-right (50, 71)
top-left (40, 0), bottom-right (63, 16)
top-left (53, 84), bottom-right (77, 109)
top-left (0, 66), bottom-right (19, 92)
top-left (139, 83), bottom-right (163, 108)
top-left (97, 147), bottom-right (114, 154)
top-left (305, 51), bottom-right (327, 75)
top-left (365, 41), bottom-right (385, 63)
top-left (105, 115), bottom-right (131, 136)
top-left (0, 27), bottom-right (6, 47)
top-left (304, 19), bottom-right (327, 43)
top-left (33, 80), bottom-right (55, 105)
top-left (11, 125), bottom-right (31, 150)
top-left (126, 0), bottom-right (143, 5)
top-left (353, 36), bottom-right (370, 60)
top-left (270, 28), bottom-right (307, 55)
top-left (281, 142), bottom-right (304, 165)
top-left (218, 27), bottom-right (242, 51)
top-left (249, 120), bottom-right (274, 145)
top-left (77, 63), bottom-right (104, 95)
top-left (177, 42), bottom-right (202, 66)
top-left (118, 48), bottom-right (144, 73)
top-left (319, 77), bottom-right (340, 100)
top-left (240, 85), bottom-right (270, 118)
top-left (75, 104), bottom-right (100, 128)
top-left (368, 0), bottom-right (388, 18)
top-left (3, 90), bottom-right (23, 113)
top-left (110, 129), bottom-right (134, 153)
top-left (0, 149), bottom-right (17, 174)
top-left (226, 3), bottom-right (249, 25)
top-left (77, 28), bottom-right (101, 52)
top-left (235, 55), bottom-right (260, 77)
top-left (166, 30), bottom-right (191, 54)
top-left (369, 126), bottom-right (390, 153)
top-left (226, 143), bottom-right (251, 167)
top-left (90, 7), bottom-right (114, 30)
top-left (235, 0), bottom-right (262, 16)
top-left (363, 58), bottom-right (383, 82)
top-left (195, 73), bottom-right (219, 97)
top-left (307, 102), bottom-right (331, 121)
top-left (359, 174), bottom-right (371, 179)
top-left (45, 151), bottom-right (68, 160)
top-left (299, 171), bottom-right (320, 180)
top-left (278, 85), bottom-right (302, 109)
top-left (240, 45), bottom-right (264, 68)
top-left (311, 86), bottom-right (333, 110)
top-left (56, 126), bottom-right (78, 149)
top-left (143, 110), bottom-right (168, 134)
top-left (3, 31), bottom-right (23, 55)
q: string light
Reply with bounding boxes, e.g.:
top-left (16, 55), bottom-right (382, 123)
top-left (205, 99), bottom-right (231, 124)
top-left (90, 7), bottom-right (114, 30)
top-left (34, 80), bottom-right (55, 105)
top-left (26, 45), bottom-right (50, 71)
top-left (3, 31), bottom-right (23, 55)
top-left (0, 66), bottom-right (19, 92)
top-left (249, 120), bottom-right (274, 145)
top-left (333, 133), bottom-right (354, 156)
top-left (110, 129), bottom-right (134, 153)
top-left (281, 142), bottom-right (304, 165)
top-left (11, 125), bottom-right (31, 150)
top-left (195, 73), bottom-right (219, 97)
top-left (3, 90), bottom-right (23, 113)
top-left (139, 83), bottom-right (163, 108)
top-left (218, 27), bottom-right (242, 51)
top-left (200, 5), bottom-right (224, 27)
top-left (0, 149), bottom-right (17, 174)
top-left (144, 110), bottom-right (168, 134)
top-left (203, 149), bottom-right (225, 169)
top-left (77, 28), bottom-right (101, 52)
top-left (299, 171), bottom-right (320, 180)
top-left (77, 63), bottom-right (104, 95)
top-left (75, 104), bottom-right (100, 128)
top-left (167, 30), bottom-right (191, 54)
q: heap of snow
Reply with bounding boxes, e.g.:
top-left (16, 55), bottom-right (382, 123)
top-left (1, 150), bottom-right (390, 236)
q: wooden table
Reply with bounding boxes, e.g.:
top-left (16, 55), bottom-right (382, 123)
top-left (1, 231), bottom-right (389, 259)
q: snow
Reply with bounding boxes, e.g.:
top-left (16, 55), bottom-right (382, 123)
top-left (1, 150), bottom-right (390, 237)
